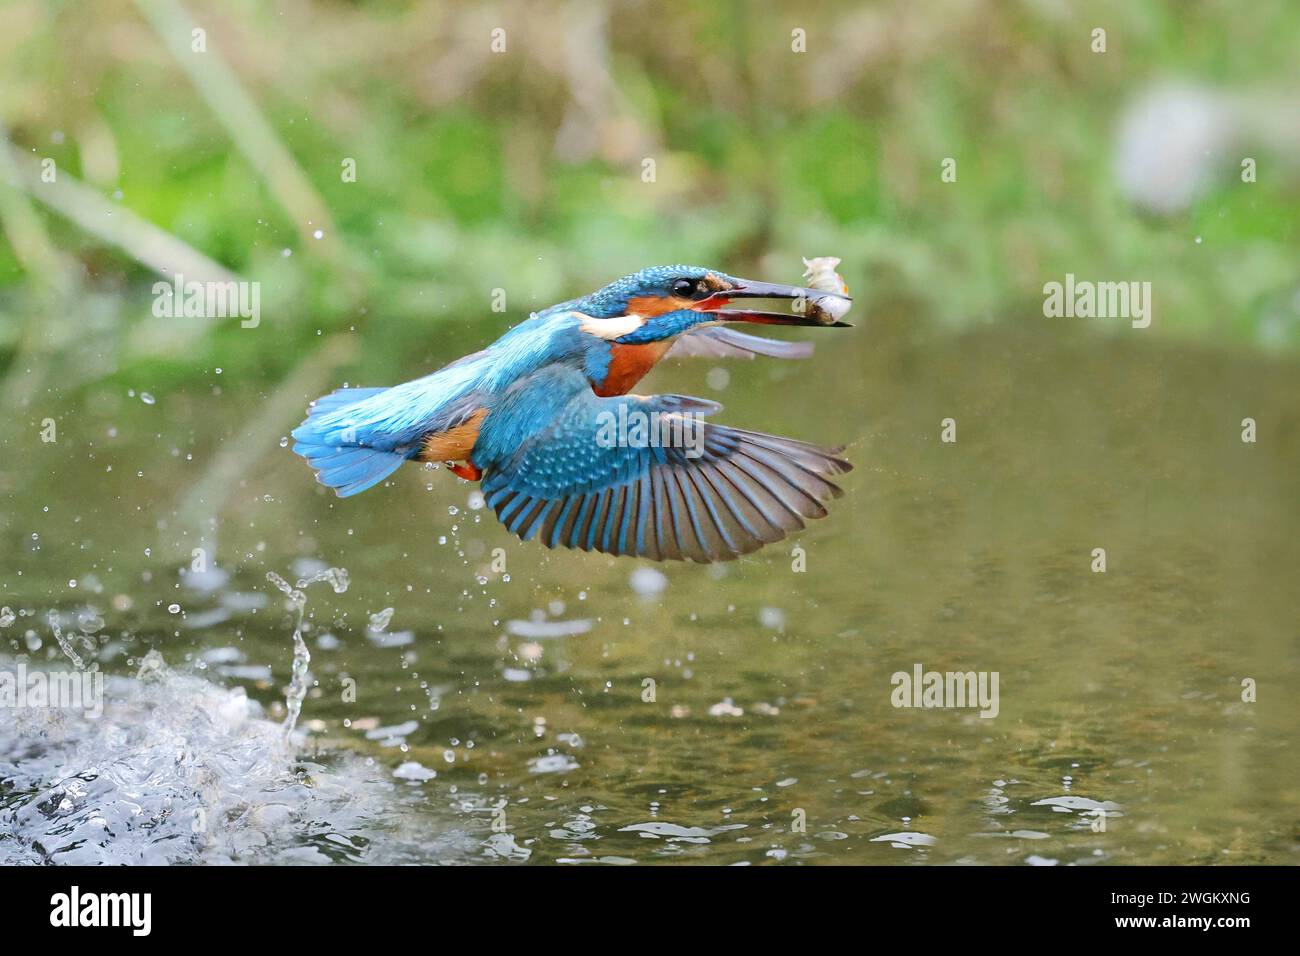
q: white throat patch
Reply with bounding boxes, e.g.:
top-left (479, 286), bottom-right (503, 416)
top-left (579, 313), bottom-right (646, 340)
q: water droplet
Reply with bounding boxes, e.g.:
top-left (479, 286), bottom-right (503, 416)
top-left (168, 603), bottom-right (181, 614)
top-left (140, 392), bottom-right (156, 405)
top-left (629, 567), bottom-right (668, 597)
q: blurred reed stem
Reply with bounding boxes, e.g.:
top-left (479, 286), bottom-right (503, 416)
top-left (132, 0), bottom-right (357, 289)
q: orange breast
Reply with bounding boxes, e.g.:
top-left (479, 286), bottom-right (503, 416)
top-left (595, 341), bottom-right (672, 396)
top-left (420, 408), bottom-right (488, 462)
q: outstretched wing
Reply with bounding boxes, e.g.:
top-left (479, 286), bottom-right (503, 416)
top-left (478, 372), bottom-right (850, 563)
top-left (666, 326), bottom-right (814, 361)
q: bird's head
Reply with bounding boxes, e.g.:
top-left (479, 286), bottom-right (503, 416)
top-left (564, 264), bottom-right (852, 344)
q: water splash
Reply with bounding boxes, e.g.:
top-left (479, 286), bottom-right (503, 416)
top-left (367, 606), bottom-right (394, 632)
top-left (0, 648), bottom-right (474, 865)
top-left (48, 610), bottom-right (83, 670)
top-left (266, 566), bottom-right (348, 734)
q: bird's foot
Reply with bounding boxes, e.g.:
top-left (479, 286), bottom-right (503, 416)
top-left (446, 460), bottom-right (482, 481)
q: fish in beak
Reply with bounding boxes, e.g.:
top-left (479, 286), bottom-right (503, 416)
top-left (694, 277), bottom-right (853, 327)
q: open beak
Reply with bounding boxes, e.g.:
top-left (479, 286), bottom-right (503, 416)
top-left (694, 278), bottom-right (853, 327)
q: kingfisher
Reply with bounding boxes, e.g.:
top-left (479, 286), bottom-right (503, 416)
top-left (291, 265), bottom-right (853, 563)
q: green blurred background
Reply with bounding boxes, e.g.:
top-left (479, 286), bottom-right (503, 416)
top-left (2, 0), bottom-right (1298, 400)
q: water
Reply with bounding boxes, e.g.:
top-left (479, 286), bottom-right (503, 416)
top-left (0, 652), bottom-right (478, 864)
top-left (266, 567), bottom-right (349, 733)
top-left (1, 318), bottom-right (1297, 864)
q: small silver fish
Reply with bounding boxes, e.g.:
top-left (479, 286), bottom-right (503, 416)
top-left (800, 256), bottom-right (851, 324)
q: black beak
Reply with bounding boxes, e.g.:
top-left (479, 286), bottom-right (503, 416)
top-left (696, 278), bottom-right (853, 327)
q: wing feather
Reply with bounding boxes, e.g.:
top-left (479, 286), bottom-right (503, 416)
top-left (476, 368), bottom-right (850, 563)
top-left (667, 327), bottom-right (815, 361)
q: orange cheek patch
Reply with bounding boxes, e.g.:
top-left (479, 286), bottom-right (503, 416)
top-left (626, 295), bottom-right (697, 317)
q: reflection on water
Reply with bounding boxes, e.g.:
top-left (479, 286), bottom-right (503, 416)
top-left (1, 320), bottom-right (1298, 864)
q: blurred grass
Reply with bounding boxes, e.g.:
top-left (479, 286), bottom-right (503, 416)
top-left (0, 0), bottom-right (1298, 399)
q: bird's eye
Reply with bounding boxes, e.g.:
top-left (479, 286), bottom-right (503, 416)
top-left (672, 278), bottom-right (699, 298)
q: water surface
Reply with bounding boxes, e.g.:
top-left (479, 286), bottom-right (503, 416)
top-left (2, 315), bottom-right (1297, 865)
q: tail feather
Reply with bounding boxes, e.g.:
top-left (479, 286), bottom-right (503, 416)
top-left (308, 447), bottom-right (407, 497)
top-left (306, 385), bottom-right (388, 415)
top-left (291, 386), bottom-right (411, 497)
